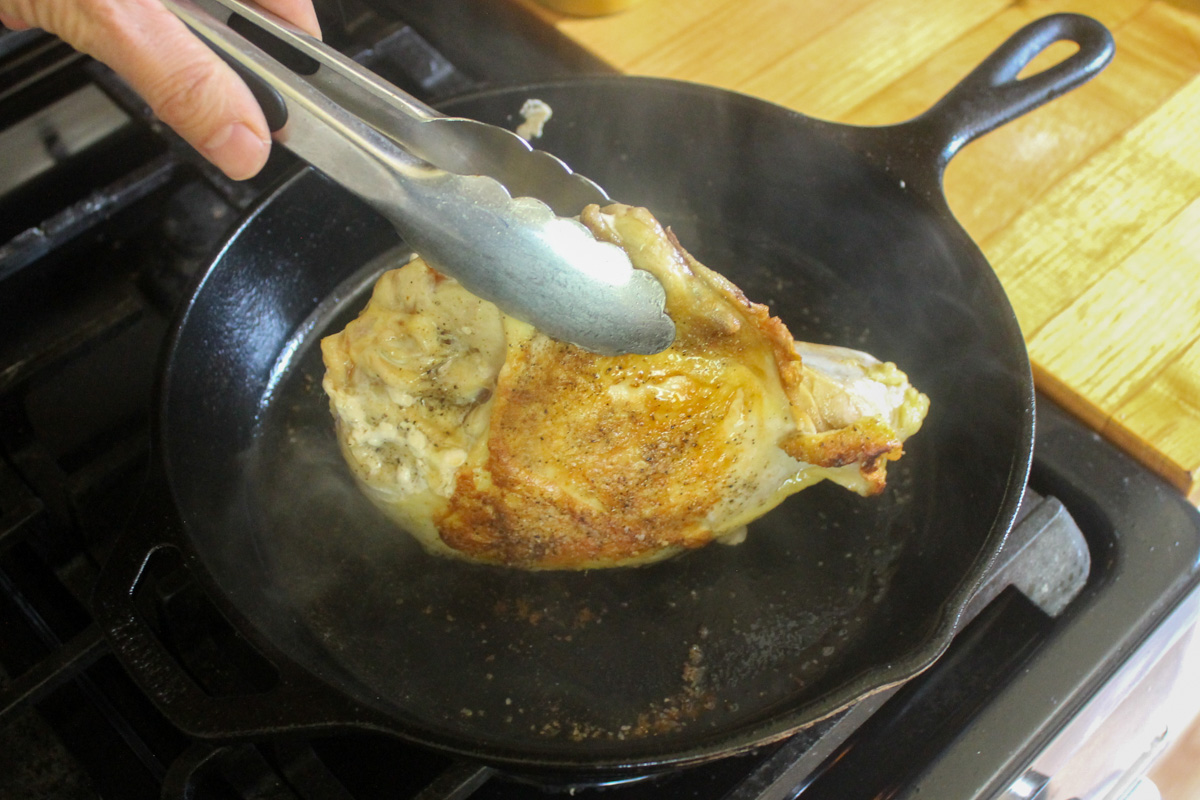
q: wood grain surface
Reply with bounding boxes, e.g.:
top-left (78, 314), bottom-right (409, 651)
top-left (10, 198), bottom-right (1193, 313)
top-left (516, 0), bottom-right (1200, 501)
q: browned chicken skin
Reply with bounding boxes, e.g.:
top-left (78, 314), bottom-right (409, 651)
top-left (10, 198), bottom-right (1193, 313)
top-left (321, 204), bottom-right (928, 569)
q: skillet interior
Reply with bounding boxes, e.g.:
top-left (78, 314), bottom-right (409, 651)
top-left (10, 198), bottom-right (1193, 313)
top-left (160, 78), bottom-right (1031, 767)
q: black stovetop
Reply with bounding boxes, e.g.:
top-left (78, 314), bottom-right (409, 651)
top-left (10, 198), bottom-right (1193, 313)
top-left (2, 3), bottom-right (1198, 798)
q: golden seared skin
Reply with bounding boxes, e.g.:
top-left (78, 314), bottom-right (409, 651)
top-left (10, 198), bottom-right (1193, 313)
top-left (321, 204), bottom-right (929, 570)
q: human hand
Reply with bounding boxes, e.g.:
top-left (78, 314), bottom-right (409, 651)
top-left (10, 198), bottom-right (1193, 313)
top-left (0, 0), bottom-right (320, 180)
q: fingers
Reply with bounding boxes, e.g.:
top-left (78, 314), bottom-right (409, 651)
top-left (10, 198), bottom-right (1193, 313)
top-left (0, 0), bottom-right (321, 180)
top-left (101, 0), bottom-right (275, 179)
top-left (0, 10), bottom-right (32, 28)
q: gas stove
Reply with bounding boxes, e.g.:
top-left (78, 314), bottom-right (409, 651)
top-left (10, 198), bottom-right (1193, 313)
top-left (2, 2), bottom-right (1198, 798)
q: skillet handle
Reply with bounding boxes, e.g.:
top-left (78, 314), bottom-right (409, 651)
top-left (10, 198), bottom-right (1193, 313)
top-left (916, 13), bottom-right (1114, 169)
top-left (92, 473), bottom-right (385, 740)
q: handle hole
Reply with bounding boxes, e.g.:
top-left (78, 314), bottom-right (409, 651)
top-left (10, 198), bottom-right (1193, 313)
top-left (230, 13), bottom-right (320, 75)
top-left (133, 546), bottom-right (280, 697)
top-left (1016, 39), bottom-right (1080, 81)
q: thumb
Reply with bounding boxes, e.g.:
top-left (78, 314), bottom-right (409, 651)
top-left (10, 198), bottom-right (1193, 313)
top-left (4, 0), bottom-right (274, 180)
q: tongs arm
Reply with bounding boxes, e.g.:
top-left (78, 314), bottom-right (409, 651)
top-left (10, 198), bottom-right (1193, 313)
top-left (160, 0), bottom-right (675, 356)
top-left (198, 0), bottom-right (613, 215)
top-left (197, 0), bottom-right (442, 120)
top-left (178, 0), bottom-right (611, 215)
top-left (163, 0), bottom-right (431, 221)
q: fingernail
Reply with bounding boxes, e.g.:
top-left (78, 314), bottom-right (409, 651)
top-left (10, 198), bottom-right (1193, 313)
top-left (202, 122), bottom-right (270, 180)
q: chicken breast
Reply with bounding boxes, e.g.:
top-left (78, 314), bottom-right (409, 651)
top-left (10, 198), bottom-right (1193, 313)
top-left (320, 204), bottom-right (928, 569)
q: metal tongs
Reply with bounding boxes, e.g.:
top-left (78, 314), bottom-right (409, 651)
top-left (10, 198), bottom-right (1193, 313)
top-left (162, 0), bottom-right (675, 355)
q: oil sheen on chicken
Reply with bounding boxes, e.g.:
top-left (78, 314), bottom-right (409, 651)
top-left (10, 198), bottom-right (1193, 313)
top-left (320, 204), bottom-right (929, 569)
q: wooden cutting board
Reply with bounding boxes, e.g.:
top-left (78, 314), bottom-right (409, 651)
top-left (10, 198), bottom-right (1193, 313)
top-left (516, 0), bottom-right (1200, 502)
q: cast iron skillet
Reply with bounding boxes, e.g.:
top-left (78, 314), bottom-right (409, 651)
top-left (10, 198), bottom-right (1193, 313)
top-left (94, 14), bottom-right (1113, 776)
